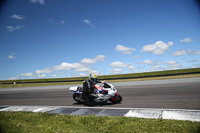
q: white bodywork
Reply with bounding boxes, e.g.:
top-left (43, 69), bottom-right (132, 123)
top-left (69, 82), bottom-right (118, 103)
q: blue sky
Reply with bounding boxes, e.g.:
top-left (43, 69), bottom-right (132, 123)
top-left (0, 0), bottom-right (200, 80)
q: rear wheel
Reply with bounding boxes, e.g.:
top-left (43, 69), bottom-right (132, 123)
top-left (73, 93), bottom-right (83, 104)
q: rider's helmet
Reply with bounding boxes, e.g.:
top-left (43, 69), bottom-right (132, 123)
top-left (89, 74), bottom-right (97, 83)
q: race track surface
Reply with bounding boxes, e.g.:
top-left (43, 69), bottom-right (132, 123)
top-left (0, 78), bottom-right (200, 110)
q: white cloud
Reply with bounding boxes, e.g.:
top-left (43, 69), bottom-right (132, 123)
top-left (188, 60), bottom-right (198, 63)
top-left (110, 61), bottom-right (130, 67)
top-left (79, 73), bottom-right (88, 77)
top-left (143, 60), bottom-right (162, 66)
top-left (110, 68), bottom-right (122, 74)
top-left (83, 19), bottom-right (95, 27)
top-left (166, 61), bottom-right (181, 68)
top-left (115, 44), bottom-right (136, 54)
top-left (149, 65), bottom-right (164, 72)
top-left (188, 50), bottom-right (200, 55)
top-left (74, 67), bottom-right (92, 72)
top-left (37, 74), bottom-right (46, 78)
top-left (94, 55), bottom-right (106, 62)
top-left (21, 73), bottom-right (34, 77)
top-left (143, 60), bottom-right (155, 65)
top-left (11, 14), bottom-right (24, 20)
top-left (141, 41), bottom-right (173, 55)
top-left (8, 53), bottom-right (16, 59)
top-left (7, 25), bottom-right (23, 32)
top-left (172, 50), bottom-right (200, 56)
top-left (180, 37), bottom-right (193, 43)
top-left (30, 0), bottom-right (45, 5)
top-left (58, 20), bottom-right (65, 25)
top-left (8, 55), bottom-right (16, 59)
top-left (9, 55), bottom-right (105, 79)
top-left (128, 66), bottom-right (134, 70)
top-left (81, 55), bottom-right (106, 64)
top-left (172, 50), bottom-right (187, 56)
top-left (8, 76), bottom-right (19, 80)
top-left (52, 74), bottom-right (57, 78)
top-left (131, 56), bottom-right (140, 59)
top-left (54, 62), bottom-right (84, 71)
top-left (48, 19), bottom-right (54, 22)
top-left (35, 68), bottom-right (53, 75)
top-left (167, 60), bottom-right (178, 65)
top-left (81, 58), bottom-right (95, 64)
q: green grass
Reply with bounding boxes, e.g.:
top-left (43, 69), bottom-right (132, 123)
top-left (1, 68), bottom-right (200, 88)
top-left (0, 112), bottom-right (200, 133)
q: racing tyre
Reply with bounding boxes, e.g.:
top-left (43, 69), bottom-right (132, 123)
top-left (110, 94), bottom-right (122, 104)
top-left (73, 93), bottom-right (83, 104)
top-left (115, 94), bottom-right (122, 103)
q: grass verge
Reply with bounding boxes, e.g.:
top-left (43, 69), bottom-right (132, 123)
top-left (0, 112), bottom-right (200, 132)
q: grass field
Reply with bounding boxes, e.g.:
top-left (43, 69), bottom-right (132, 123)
top-left (1, 68), bottom-right (200, 88)
top-left (0, 112), bottom-right (200, 132)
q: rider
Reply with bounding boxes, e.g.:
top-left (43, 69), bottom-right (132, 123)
top-left (82, 74), bottom-right (102, 106)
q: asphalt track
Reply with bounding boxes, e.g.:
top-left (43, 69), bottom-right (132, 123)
top-left (0, 78), bottom-right (200, 110)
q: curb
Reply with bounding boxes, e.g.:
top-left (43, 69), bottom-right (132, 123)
top-left (0, 106), bottom-right (200, 122)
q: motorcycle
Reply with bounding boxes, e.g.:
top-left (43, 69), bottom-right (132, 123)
top-left (69, 81), bottom-right (122, 105)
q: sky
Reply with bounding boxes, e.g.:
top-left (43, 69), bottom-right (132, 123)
top-left (0, 0), bottom-right (200, 80)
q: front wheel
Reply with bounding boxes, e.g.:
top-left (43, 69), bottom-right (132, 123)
top-left (109, 94), bottom-right (122, 104)
top-left (73, 93), bottom-right (83, 104)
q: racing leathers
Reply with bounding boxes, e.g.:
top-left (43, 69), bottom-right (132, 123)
top-left (82, 78), bottom-right (101, 104)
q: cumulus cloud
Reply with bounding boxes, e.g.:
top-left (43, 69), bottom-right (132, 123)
top-left (188, 50), bottom-right (200, 55)
top-left (30, 0), bottom-right (45, 5)
top-left (48, 19), bottom-right (54, 22)
top-left (143, 60), bottom-right (155, 65)
top-left (79, 73), bottom-right (88, 77)
top-left (35, 68), bottom-right (53, 75)
top-left (148, 65), bottom-right (164, 72)
top-left (110, 61), bottom-right (130, 67)
top-left (81, 58), bottom-right (95, 64)
top-left (8, 55), bottom-right (16, 59)
top-left (52, 74), bottom-right (57, 78)
top-left (128, 66), bottom-right (134, 70)
top-left (141, 41), bottom-right (173, 55)
top-left (8, 53), bottom-right (16, 59)
top-left (131, 56), bottom-right (140, 59)
top-left (58, 20), bottom-right (65, 25)
top-left (143, 60), bottom-right (162, 66)
top-left (11, 14), bottom-right (24, 20)
top-left (37, 74), bottom-right (46, 78)
top-left (180, 37), bottom-right (193, 43)
top-left (53, 62), bottom-right (84, 71)
top-left (172, 50), bottom-right (200, 56)
top-left (74, 67), bottom-right (92, 72)
top-left (188, 60), bottom-right (198, 63)
top-left (81, 55), bottom-right (106, 64)
top-left (172, 50), bottom-right (187, 56)
top-left (8, 76), bottom-right (19, 80)
top-left (10, 55), bottom-right (105, 79)
top-left (166, 61), bottom-right (181, 68)
top-left (110, 68), bottom-right (122, 74)
top-left (35, 55), bottom-right (104, 76)
top-left (83, 19), bottom-right (95, 27)
top-left (7, 25), bottom-right (23, 32)
top-left (115, 44), bottom-right (136, 54)
top-left (21, 73), bottom-right (34, 77)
